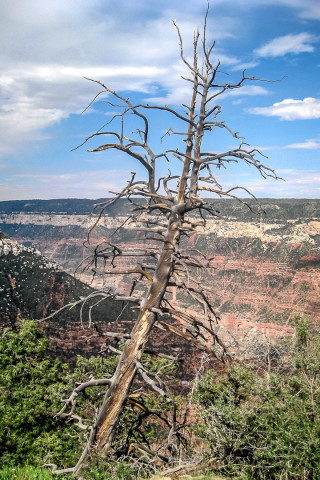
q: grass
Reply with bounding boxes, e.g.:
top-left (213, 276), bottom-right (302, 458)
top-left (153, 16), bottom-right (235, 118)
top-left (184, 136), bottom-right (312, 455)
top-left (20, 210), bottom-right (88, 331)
top-left (0, 465), bottom-right (232, 480)
top-left (0, 465), bottom-right (75, 480)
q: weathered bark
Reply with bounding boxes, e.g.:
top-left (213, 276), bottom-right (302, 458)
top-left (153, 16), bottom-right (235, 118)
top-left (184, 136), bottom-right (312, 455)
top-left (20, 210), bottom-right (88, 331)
top-left (74, 211), bottom-right (183, 474)
top-left (74, 31), bottom-right (200, 475)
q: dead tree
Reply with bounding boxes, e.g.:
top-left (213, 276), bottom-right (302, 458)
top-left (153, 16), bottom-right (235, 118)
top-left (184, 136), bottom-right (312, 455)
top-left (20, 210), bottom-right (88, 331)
top-left (48, 7), bottom-right (280, 477)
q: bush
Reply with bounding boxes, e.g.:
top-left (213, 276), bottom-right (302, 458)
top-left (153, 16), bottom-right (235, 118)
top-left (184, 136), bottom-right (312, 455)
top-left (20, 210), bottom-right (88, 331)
top-left (0, 320), bottom-right (181, 476)
top-left (194, 316), bottom-right (320, 479)
top-left (0, 320), bottom-right (84, 467)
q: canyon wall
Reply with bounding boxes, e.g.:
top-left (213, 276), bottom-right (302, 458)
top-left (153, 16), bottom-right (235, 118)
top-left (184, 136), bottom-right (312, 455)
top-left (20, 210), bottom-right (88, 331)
top-left (1, 198), bottom-right (320, 359)
top-left (0, 231), bottom-right (207, 379)
top-left (0, 231), bottom-right (132, 362)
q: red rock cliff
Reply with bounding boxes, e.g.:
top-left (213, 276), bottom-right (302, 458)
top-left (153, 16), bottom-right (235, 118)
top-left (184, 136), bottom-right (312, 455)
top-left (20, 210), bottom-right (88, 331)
top-left (1, 198), bottom-right (319, 359)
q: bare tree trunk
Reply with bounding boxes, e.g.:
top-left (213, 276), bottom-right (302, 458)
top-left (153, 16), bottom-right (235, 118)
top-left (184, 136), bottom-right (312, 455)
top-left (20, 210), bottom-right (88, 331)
top-left (74, 39), bottom-right (199, 475)
top-left (74, 214), bottom-right (182, 475)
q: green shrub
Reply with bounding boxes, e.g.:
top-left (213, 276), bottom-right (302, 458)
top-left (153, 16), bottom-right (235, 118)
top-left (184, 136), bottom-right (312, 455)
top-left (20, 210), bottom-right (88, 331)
top-left (0, 320), bottom-right (83, 467)
top-left (194, 316), bottom-right (320, 479)
top-left (0, 320), bottom-right (181, 476)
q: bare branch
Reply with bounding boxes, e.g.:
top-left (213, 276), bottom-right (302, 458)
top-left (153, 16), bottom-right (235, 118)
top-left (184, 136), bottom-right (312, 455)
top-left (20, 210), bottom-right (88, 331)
top-left (43, 464), bottom-right (75, 475)
top-left (155, 320), bottom-right (220, 360)
top-left (55, 7), bottom-right (282, 474)
top-left (136, 361), bottom-right (170, 398)
top-left (56, 378), bottom-right (113, 419)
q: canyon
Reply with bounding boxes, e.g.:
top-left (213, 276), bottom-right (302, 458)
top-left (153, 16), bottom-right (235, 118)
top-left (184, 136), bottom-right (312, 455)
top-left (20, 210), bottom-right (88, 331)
top-left (0, 231), bottom-right (207, 379)
top-left (1, 198), bottom-right (320, 361)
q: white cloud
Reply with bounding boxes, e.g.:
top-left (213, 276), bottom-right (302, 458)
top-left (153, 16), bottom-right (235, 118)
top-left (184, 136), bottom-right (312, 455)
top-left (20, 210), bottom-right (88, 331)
top-left (0, 2), bottom-right (199, 156)
top-left (261, 140), bottom-right (320, 150)
top-left (277, 0), bottom-right (320, 20)
top-left (149, 82), bottom-right (270, 106)
top-left (286, 140), bottom-right (320, 149)
top-left (214, 0), bottom-right (320, 21)
top-left (0, 63), bottom-right (173, 156)
top-left (231, 61), bottom-right (260, 71)
top-left (0, 0), bottom-right (247, 157)
top-left (0, 169), bottom-right (132, 201)
top-left (197, 168), bottom-right (320, 198)
top-left (227, 85), bottom-right (269, 97)
top-left (0, 0), bottom-right (319, 187)
top-left (254, 33), bottom-right (318, 57)
top-left (250, 97), bottom-right (320, 120)
top-left (277, 169), bottom-right (320, 191)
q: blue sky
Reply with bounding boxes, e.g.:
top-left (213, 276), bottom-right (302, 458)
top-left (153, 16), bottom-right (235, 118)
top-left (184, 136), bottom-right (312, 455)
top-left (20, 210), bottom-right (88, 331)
top-left (0, 0), bottom-right (319, 200)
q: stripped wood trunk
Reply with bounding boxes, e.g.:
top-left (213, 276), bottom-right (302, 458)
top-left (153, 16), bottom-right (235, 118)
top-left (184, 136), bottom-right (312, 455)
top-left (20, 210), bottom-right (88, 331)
top-left (74, 47), bottom-right (197, 477)
top-left (74, 212), bottom-right (182, 475)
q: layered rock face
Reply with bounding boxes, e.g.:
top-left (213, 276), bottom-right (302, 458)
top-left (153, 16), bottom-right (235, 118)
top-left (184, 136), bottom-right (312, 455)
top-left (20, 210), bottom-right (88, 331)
top-left (0, 231), bottom-right (135, 362)
top-left (1, 198), bottom-right (320, 359)
top-left (0, 231), bottom-right (208, 379)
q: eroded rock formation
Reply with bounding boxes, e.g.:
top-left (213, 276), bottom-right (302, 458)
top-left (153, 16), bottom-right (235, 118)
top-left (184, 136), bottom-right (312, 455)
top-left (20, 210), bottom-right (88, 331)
top-left (0, 231), bottom-right (207, 378)
top-left (1, 198), bottom-right (319, 359)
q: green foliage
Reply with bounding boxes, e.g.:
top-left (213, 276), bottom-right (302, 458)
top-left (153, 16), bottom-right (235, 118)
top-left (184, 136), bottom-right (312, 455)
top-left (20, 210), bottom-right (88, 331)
top-left (89, 461), bottom-right (137, 480)
top-left (0, 320), bottom-right (84, 468)
top-left (0, 464), bottom-right (76, 479)
top-left (141, 353), bottom-right (177, 377)
top-left (0, 463), bottom-right (136, 480)
top-left (65, 354), bottom-right (119, 420)
top-left (0, 465), bottom-right (59, 480)
top-left (0, 320), bottom-right (181, 476)
top-left (194, 316), bottom-right (320, 479)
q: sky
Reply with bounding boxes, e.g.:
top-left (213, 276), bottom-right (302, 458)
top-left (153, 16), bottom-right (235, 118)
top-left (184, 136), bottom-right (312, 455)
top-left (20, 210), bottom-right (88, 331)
top-left (0, 0), bottom-right (319, 201)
